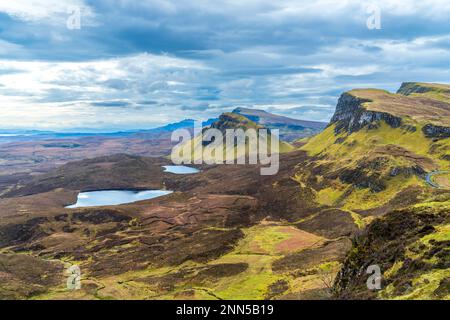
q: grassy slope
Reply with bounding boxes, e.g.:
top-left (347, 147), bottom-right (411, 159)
top-left (334, 197), bottom-right (449, 300)
top-left (30, 221), bottom-right (334, 300)
top-left (172, 112), bottom-right (294, 164)
top-left (4, 84), bottom-right (448, 301)
top-left (397, 82), bottom-right (450, 103)
top-left (301, 84), bottom-right (449, 299)
top-left (346, 88), bottom-right (450, 127)
top-left (300, 125), bottom-right (445, 211)
top-left (300, 93), bottom-right (449, 211)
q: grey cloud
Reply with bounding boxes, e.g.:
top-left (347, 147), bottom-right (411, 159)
top-left (0, 1), bottom-right (449, 130)
top-left (91, 100), bottom-right (131, 107)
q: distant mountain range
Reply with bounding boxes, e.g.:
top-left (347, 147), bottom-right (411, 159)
top-left (232, 107), bottom-right (327, 141)
top-left (0, 82), bottom-right (449, 300)
top-left (0, 108), bottom-right (325, 143)
top-left (0, 119), bottom-right (218, 143)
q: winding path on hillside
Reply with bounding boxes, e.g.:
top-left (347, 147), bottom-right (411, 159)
top-left (425, 170), bottom-right (450, 189)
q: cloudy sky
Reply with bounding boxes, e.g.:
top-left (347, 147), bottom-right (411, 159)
top-left (0, 0), bottom-right (449, 131)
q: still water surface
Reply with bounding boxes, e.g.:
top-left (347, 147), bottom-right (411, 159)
top-left (66, 189), bottom-right (173, 208)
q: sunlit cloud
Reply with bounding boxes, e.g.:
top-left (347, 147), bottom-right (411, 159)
top-left (0, 0), bottom-right (449, 130)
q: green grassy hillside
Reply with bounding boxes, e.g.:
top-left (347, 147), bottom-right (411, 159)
top-left (334, 195), bottom-right (450, 300)
top-left (397, 82), bottom-right (450, 103)
top-left (301, 82), bottom-right (450, 300)
top-left (172, 112), bottom-right (294, 164)
top-left (299, 84), bottom-right (449, 213)
top-left (0, 83), bottom-right (447, 301)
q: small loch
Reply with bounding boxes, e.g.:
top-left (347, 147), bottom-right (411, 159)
top-left (66, 189), bottom-right (173, 208)
top-left (163, 165), bottom-right (200, 174)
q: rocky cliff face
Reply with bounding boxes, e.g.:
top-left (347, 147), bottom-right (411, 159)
top-left (333, 199), bottom-right (450, 300)
top-left (397, 82), bottom-right (436, 95)
top-left (397, 82), bottom-right (450, 97)
top-left (422, 124), bottom-right (450, 139)
top-left (330, 93), bottom-right (402, 133)
top-left (232, 107), bottom-right (327, 141)
top-left (209, 112), bottom-right (262, 133)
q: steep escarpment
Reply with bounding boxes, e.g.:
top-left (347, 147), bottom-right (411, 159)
top-left (333, 196), bottom-right (450, 300)
top-left (233, 107), bottom-right (326, 141)
top-left (208, 112), bottom-right (263, 132)
top-left (330, 92), bottom-right (402, 133)
top-left (301, 85), bottom-right (449, 215)
top-left (295, 93), bottom-right (450, 216)
top-left (205, 112), bottom-right (294, 152)
top-left (330, 85), bottom-right (450, 133)
top-left (303, 82), bottom-right (450, 300)
top-left (395, 82), bottom-right (450, 138)
top-left (0, 83), bottom-right (447, 300)
top-left (296, 84), bottom-right (449, 302)
top-left (397, 82), bottom-right (450, 103)
top-left (422, 124), bottom-right (450, 139)
top-left (172, 111), bottom-right (294, 164)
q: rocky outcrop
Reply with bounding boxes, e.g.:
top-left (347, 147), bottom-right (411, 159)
top-left (333, 202), bottom-right (449, 299)
top-left (330, 93), bottom-right (402, 133)
top-left (209, 112), bottom-right (262, 132)
top-left (232, 107), bottom-right (327, 141)
top-left (397, 82), bottom-right (433, 95)
top-left (422, 124), bottom-right (450, 139)
top-left (397, 82), bottom-right (450, 96)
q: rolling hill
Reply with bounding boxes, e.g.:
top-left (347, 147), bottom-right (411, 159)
top-left (0, 82), bottom-right (448, 300)
top-left (295, 82), bottom-right (449, 300)
top-left (397, 82), bottom-right (450, 103)
top-left (171, 112), bottom-right (295, 165)
top-left (233, 107), bottom-right (327, 141)
top-left (300, 83), bottom-right (449, 213)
